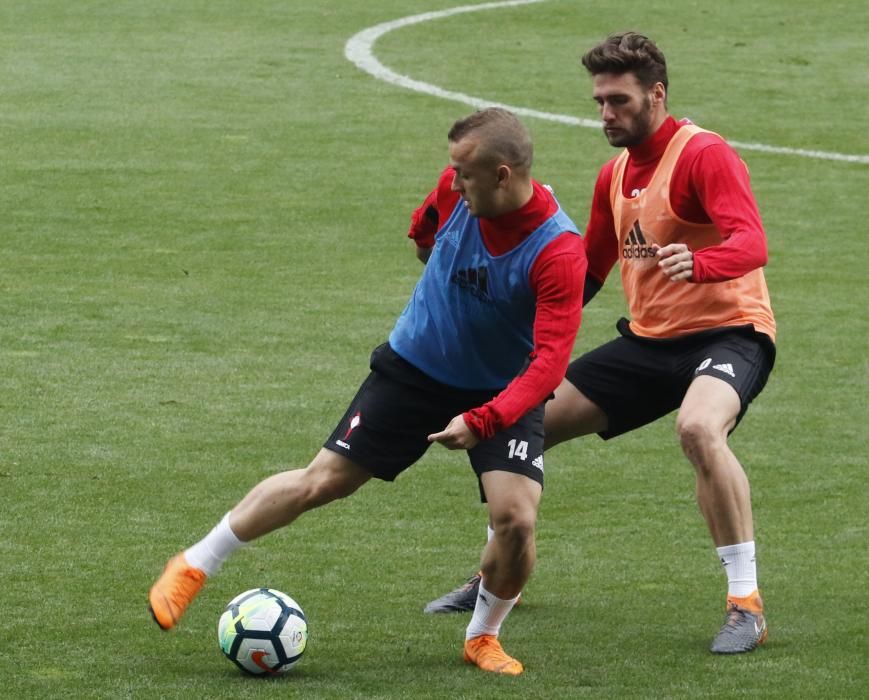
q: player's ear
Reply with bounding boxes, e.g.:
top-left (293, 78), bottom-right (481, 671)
top-left (652, 81), bottom-right (666, 108)
top-left (496, 163), bottom-right (511, 186)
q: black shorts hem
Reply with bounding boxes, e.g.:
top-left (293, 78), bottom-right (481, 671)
top-left (564, 326), bottom-right (775, 439)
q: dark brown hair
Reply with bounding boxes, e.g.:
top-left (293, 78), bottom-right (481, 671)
top-left (581, 32), bottom-right (668, 91)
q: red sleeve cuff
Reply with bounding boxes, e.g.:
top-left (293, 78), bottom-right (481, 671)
top-left (463, 408), bottom-right (497, 441)
top-left (408, 204), bottom-right (437, 248)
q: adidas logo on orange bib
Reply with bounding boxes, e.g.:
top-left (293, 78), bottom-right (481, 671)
top-left (622, 220), bottom-right (657, 268)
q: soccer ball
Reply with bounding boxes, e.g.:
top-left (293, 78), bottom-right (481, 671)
top-left (217, 588), bottom-right (308, 675)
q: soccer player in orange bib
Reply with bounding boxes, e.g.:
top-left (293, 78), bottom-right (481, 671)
top-left (426, 32), bottom-right (775, 655)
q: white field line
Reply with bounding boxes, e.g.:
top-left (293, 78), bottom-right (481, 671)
top-left (344, 1), bottom-right (869, 165)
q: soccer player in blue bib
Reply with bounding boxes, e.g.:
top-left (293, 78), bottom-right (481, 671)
top-left (148, 107), bottom-right (587, 675)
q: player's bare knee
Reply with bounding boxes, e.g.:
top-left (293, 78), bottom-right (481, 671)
top-left (677, 416), bottom-right (723, 466)
top-left (491, 508), bottom-right (536, 549)
top-left (297, 452), bottom-right (368, 507)
top-left (302, 468), bottom-right (354, 507)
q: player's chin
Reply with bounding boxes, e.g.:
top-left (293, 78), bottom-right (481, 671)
top-left (605, 128), bottom-right (642, 148)
top-left (603, 128), bottom-right (624, 146)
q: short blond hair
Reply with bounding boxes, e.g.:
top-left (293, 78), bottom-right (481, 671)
top-left (447, 107), bottom-right (533, 172)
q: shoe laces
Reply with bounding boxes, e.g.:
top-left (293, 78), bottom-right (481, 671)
top-left (460, 574), bottom-right (481, 592)
top-left (720, 601), bottom-right (763, 635)
top-left (721, 605), bottom-right (749, 630)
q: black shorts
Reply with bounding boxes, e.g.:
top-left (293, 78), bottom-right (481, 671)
top-left (324, 344), bottom-right (546, 498)
top-left (564, 321), bottom-right (775, 439)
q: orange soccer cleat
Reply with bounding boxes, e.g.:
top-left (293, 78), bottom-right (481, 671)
top-left (148, 553), bottom-right (207, 630)
top-left (463, 634), bottom-right (524, 675)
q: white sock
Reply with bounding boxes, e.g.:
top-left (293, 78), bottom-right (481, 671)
top-left (184, 512), bottom-right (246, 576)
top-left (465, 581), bottom-right (519, 640)
top-left (716, 540), bottom-right (758, 598)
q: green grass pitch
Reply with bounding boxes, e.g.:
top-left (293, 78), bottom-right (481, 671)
top-left (1, 1), bottom-right (866, 698)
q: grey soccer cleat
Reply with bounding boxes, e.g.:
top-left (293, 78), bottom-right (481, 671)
top-left (710, 593), bottom-right (768, 654)
top-left (424, 573), bottom-right (481, 613)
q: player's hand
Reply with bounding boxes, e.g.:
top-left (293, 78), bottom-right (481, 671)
top-left (653, 243), bottom-right (694, 282)
top-left (428, 415), bottom-right (479, 450)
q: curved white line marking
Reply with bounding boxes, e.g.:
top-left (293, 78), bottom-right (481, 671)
top-left (344, 1), bottom-right (869, 165)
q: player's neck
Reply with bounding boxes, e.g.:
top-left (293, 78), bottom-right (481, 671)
top-left (503, 179), bottom-right (534, 216)
top-left (629, 114), bottom-right (677, 164)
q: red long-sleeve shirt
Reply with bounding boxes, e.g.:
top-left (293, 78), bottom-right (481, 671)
top-left (584, 116), bottom-right (768, 287)
top-left (407, 167), bottom-right (586, 440)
